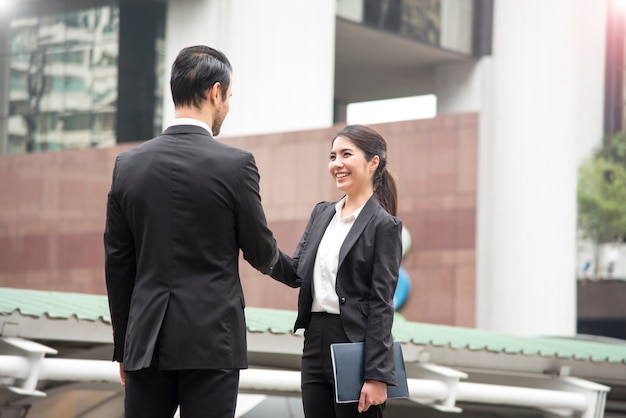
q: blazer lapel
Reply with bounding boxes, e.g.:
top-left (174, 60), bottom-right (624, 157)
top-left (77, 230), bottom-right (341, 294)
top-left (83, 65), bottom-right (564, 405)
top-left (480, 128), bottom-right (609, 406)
top-left (297, 203), bottom-right (336, 278)
top-left (338, 196), bottom-right (379, 268)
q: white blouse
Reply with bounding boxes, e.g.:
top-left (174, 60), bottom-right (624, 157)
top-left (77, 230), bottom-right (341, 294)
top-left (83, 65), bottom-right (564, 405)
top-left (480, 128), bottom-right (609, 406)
top-left (311, 198), bottom-right (365, 314)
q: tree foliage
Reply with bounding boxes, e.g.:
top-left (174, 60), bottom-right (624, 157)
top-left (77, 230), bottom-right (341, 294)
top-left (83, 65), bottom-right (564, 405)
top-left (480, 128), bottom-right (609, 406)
top-left (578, 132), bottom-right (626, 244)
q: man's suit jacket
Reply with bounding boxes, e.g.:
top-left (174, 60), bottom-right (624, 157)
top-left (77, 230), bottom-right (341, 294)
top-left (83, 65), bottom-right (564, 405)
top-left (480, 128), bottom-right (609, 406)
top-left (104, 125), bottom-right (299, 372)
top-left (271, 195), bottom-right (402, 385)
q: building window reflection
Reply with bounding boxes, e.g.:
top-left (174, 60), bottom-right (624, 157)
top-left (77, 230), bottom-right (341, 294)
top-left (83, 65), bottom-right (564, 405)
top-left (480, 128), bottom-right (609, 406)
top-left (341, 0), bottom-right (474, 55)
top-left (8, 5), bottom-right (119, 153)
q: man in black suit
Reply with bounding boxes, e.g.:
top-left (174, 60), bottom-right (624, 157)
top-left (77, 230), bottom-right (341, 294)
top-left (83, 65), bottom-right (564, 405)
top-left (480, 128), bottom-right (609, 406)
top-left (104, 45), bottom-right (299, 418)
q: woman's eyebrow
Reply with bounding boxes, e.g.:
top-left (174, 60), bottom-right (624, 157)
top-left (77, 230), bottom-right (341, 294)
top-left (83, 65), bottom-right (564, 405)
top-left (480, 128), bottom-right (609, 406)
top-left (331, 147), bottom-right (354, 154)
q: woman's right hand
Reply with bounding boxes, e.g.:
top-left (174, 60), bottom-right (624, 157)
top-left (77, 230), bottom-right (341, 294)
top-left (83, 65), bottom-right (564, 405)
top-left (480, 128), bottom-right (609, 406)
top-left (118, 362), bottom-right (126, 387)
top-left (358, 379), bottom-right (387, 412)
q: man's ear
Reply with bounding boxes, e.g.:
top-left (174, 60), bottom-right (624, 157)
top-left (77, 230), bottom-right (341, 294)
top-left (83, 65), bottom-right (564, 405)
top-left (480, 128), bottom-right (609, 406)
top-left (207, 82), bottom-right (222, 104)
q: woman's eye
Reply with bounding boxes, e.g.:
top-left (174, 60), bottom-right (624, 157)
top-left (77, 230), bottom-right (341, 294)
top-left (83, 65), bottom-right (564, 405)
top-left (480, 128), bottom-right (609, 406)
top-left (329, 155), bottom-right (336, 161)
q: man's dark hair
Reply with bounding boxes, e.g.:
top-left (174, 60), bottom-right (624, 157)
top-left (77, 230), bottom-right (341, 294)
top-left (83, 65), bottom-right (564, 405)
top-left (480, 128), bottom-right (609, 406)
top-left (170, 45), bottom-right (232, 109)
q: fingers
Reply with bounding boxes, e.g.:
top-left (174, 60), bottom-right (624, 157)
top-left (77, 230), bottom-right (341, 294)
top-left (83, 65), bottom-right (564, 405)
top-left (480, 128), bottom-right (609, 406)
top-left (358, 391), bottom-right (369, 413)
top-left (119, 362), bottom-right (126, 387)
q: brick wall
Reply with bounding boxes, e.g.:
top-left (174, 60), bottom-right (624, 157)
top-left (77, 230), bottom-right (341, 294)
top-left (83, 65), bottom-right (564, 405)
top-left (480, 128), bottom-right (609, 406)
top-left (0, 114), bottom-right (478, 326)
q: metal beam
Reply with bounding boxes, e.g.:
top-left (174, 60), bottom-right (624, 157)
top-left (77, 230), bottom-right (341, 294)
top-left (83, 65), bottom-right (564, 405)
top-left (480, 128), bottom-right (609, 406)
top-left (0, 345), bottom-right (610, 418)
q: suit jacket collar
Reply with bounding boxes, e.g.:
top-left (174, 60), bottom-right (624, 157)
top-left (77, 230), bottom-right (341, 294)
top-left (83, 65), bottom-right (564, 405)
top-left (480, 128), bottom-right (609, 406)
top-left (167, 118), bottom-right (212, 135)
top-left (162, 125), bottom-right (213, 138)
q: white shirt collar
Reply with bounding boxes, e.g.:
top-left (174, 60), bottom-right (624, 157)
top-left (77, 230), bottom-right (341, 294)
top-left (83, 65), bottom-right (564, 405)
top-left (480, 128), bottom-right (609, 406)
top-left (334, 197), bottom-right (366, 223)
top-left (166, 118), bottom-right (213, 136)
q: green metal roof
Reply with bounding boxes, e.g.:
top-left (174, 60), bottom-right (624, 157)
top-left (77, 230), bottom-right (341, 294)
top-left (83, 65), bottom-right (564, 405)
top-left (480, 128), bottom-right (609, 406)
top-left (0, 287), bottom-right (110, 322)
top-left (1, 287), bottom-right (625, 364)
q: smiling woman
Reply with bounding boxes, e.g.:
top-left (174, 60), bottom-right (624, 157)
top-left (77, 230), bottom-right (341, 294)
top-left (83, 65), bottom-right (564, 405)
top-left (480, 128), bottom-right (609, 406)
top-left (269, 124), bottom-right (402, 418)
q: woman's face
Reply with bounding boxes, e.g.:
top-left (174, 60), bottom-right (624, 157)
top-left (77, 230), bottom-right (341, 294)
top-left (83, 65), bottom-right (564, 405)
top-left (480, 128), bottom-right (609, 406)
top-left (328, 135), bottom-right (378, 196)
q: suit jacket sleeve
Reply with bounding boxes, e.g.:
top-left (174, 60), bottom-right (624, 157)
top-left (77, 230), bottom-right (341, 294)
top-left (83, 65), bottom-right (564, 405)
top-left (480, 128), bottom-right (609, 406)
top-left (235, 153), bottom-right (299, 288)
top-left (270, 202), bottom-right (325, 285)
top-left (363, 215), bottom-right (403, 383)
top-left (104, 157), bottom-right (136, 362)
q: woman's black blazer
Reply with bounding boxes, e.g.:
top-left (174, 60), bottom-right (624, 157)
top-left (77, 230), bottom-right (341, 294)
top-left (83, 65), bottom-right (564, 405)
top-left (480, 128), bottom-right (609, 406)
top-left (271, 195), bottom-right (402, 385)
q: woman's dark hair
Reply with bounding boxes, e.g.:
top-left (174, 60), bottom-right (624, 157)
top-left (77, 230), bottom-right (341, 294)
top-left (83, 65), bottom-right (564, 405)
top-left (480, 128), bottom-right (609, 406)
top-left (334, 124), bottom-right (398, 216)
top-left (170, 45), bottom-right (232, 109)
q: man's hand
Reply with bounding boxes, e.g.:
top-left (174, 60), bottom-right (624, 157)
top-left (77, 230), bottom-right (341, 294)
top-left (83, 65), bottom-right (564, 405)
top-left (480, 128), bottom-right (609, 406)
top-left (119, 362), bottom-right (126, 387)
top-left (358, 380), bottom-right (387, 413)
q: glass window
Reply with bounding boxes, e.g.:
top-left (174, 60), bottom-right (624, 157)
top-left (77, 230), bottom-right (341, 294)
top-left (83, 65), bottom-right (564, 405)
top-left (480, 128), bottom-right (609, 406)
top-left (7, 3), bottom-right (119, 153)
top-left (340, 0), bottom-right (473, 55)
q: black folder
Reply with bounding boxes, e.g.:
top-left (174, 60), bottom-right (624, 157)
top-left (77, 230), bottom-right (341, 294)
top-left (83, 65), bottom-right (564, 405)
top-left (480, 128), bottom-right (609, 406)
top-left (330, 341), bottom-right (409, 403)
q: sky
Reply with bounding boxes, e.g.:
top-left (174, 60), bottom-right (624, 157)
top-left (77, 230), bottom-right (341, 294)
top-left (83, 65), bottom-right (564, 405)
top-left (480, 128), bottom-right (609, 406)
top-left (346, 94), bottom-right (437, 125)
top-left (0, 0), bottom-right (14, 14)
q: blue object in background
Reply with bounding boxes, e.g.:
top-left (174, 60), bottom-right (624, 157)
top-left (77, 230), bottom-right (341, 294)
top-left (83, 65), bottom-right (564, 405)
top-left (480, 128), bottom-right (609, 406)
top-left (394, 267), bottom-right (410, 310)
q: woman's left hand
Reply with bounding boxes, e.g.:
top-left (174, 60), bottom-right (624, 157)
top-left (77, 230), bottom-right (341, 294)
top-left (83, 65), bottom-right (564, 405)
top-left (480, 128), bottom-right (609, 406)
top-left (358, 380), bottom-right (387, 412)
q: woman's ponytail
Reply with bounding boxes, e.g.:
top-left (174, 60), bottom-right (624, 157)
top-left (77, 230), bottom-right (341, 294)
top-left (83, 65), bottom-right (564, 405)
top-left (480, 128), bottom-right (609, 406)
top-left (374, 165), bottom-right (398, 216)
